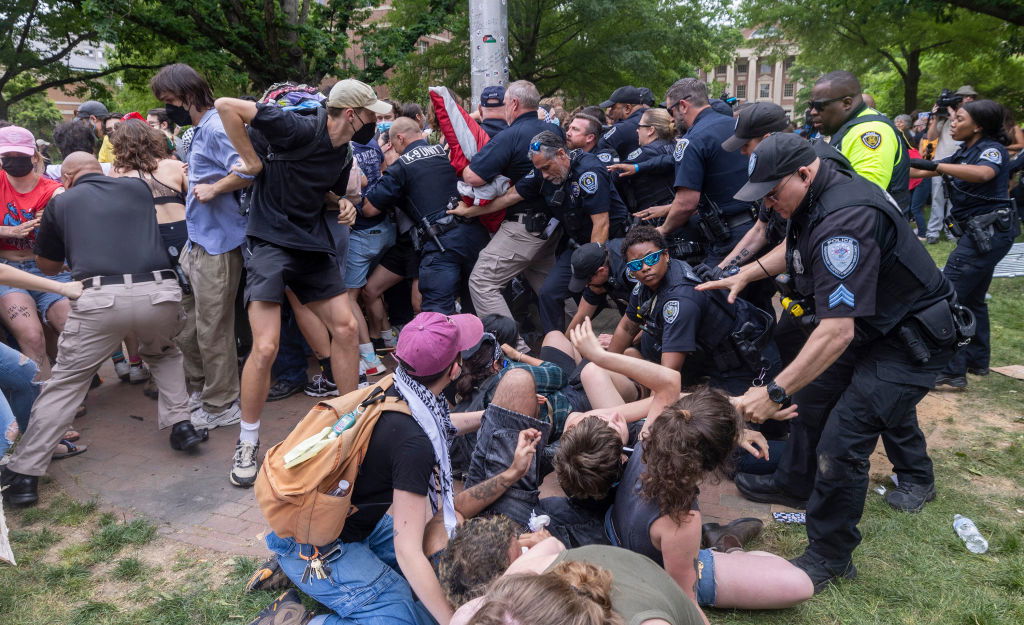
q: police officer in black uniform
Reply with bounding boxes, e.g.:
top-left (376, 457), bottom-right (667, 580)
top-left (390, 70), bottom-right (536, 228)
top-left (365, 117), bottom-right (489, 314)
top-left (608, 226), bottom-right (777, 394)
top-left (705, 133), bottom-right (963, 592)
top-left (565, 113), bottom-right (620, 165)
top-left (519, 131), bottom-right (630, 333)
top-left (598, 86), bottom-right (653, 160)
top-left (478, 85), bottom-right (509, 138)
top-left (910, 99), bottom-right (1019, 389)
top-left (565, 240), bottom-right (632, 332)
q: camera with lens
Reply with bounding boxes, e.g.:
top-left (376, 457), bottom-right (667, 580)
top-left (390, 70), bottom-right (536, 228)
top-left (935, 89), bottom-right (963, 118)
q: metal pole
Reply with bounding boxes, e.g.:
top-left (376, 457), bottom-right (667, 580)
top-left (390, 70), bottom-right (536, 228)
top-left (469, 0), bottom-right (509, 106)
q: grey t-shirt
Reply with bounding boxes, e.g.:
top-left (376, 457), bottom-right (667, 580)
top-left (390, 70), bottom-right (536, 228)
top-left (35, 173), bottom-right (172, 280)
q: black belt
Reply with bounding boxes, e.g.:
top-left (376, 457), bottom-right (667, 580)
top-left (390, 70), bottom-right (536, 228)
top-left (86, 270), bottom-right (178, 288)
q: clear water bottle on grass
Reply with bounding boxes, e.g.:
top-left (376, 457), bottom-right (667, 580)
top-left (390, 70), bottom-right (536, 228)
top-left (952, 514), bottom-right (988, 554)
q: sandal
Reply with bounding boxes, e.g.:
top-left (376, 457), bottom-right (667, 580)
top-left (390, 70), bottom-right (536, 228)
top-left (62, 430), bottom-right (80, 442)
top-left (52, 439), bottom-right (88, 460)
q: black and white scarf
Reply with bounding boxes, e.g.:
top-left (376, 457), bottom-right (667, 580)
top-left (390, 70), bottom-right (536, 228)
top-left (393, 365), bottom-right (458, 536)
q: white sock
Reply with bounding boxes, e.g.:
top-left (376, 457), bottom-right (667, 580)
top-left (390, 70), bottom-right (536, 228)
top-left (359, 342), bottom-right (375, 361)
top-left (239, 420), bottom-right (260, 444)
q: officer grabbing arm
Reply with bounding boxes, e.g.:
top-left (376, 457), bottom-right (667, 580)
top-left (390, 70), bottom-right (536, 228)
top-left (700, 133), bottom-right (960, 592)
top-left (525, 131), bottom-right (629, 333)
top-left (364, 118), bottom-right (490, 315)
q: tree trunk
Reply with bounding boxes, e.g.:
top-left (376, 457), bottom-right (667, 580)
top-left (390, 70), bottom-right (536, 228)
top-left (903, 49), bottom-right (922, 114)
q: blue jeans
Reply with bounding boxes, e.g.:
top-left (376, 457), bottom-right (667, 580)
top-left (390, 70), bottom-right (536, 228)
top-left (0, 342), bottom-right (40, 454)
top-left (908, 182), bottom-right (930, 236)
top-left (345, 221), bottom-right (396, 289)
top-left (266, 516), bottom-right (429, 625)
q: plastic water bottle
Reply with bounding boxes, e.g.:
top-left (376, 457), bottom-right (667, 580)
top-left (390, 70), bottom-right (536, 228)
top-left (952, 514), bottom-right (988, 554)
top-left (327, 480), bottom-right (351, 497)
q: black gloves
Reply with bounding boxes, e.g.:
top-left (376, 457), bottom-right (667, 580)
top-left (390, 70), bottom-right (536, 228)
top-left (909, 158), bottom-right (939, 171)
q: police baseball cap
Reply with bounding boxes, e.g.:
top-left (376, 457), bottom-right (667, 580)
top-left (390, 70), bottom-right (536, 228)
top-left (76, 100), bottom-right (110, 119)
top-left (954, 85), bottom-right (978, 97)
top-left (481, 85), bottom-right (505, 107)
top-left (326, 79), bottom-right (392, 114)
top-left (568, 242), bottom-right (609, 293)
top-left (600, 86), bottom-right (648, 108)
top-left (734, 133), bottom-right (817, 202)
top-left (722, 102), bottom-right (789, 152)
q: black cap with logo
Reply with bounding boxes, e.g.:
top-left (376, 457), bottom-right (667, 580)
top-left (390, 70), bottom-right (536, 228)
top-left (600, 86), bottom-right (653, 108)
top-left (568, 242), bottom-right (610, 293)
top-left (734, 133), bottom-right (817, 202)
top-left (722, 102), bottom-right (789, 152)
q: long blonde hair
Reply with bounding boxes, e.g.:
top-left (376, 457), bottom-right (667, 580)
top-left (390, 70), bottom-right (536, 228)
top-left (467, 561), bottom-right (624, 625)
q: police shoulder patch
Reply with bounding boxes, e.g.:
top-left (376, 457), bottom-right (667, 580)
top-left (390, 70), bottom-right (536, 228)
top-left (979, 147), bottom-right (1002, 165)
top-left (603, 126), bottom-right (617, 140)
top-left (523, 169), bottom-right (536, 179)
top-left (747, 152), bottom-right (758, 176)
top-left (628, 148), bottom-right (643, 161)
top-left (663, 299), bottom-right (680, 324)
top-left (860, 131), bottom-right (882, 150)
top-left (821, 236), bottom-right (860, 279)
top-left (632, 282), bottom-right (642, 295)
top-left (673, 138), bottom-right (690, 162)
top-left (597, 152), bottom-right (612, 163)
top-left (579, 171), bottom-right (599, 194)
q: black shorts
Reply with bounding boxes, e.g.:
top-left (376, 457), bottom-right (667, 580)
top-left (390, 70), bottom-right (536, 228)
top-left (243, 237), bottom-right (346, 305)
top-left (378, 232), bottom-right (420, 279)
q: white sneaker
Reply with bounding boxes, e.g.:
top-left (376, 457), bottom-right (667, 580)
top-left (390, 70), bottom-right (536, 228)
top-left (129, 363), bottom-right (151, 384)
top-left (191, 402), bottom-right (242, 430)
top-left (188, 391), bottom-right (202, 413)
top-left (114, 359), bottom-right (130, 382)
top-left (381, 327), bottom-right (398, 349)
top-left (229, 439), bottom-right (260, 487)
top-left (362, 354), bottom-right (387, 376)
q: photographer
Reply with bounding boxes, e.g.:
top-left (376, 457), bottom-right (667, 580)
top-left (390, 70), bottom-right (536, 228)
top-left (911, 100), bottom-right (1018, 391)
top-left (923, 86), bottom-right (976, 243)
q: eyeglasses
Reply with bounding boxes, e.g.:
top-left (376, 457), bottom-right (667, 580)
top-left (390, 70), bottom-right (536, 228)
top-left (637, 124), bottom-right (654, 128)
top-left (667, 95), bottom-right (692, 114)
top-left (625, 249), bottom-right (665, 272)
top-left (808, 95), bottom-right (852, 112)
top-left (765, 173), bottom-right (796, 203)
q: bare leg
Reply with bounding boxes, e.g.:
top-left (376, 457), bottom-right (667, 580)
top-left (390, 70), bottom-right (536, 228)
top-left (579, 361), bottom-right (640, 409)
top-left (240, 301), bottom-right (282, 424)
top-left (285, 289), bottom-right (330, 360)
top-left (710, 550), bottom-right (814, 609)
top-left (1, 292), bottom-right (48, 378)
top-left (541, 331), bottom-right (579, 363)
top-left (362, 266), bottom-right (403, 337)
top-left (347, 289), bottom-right (371, 345)
top-left (490, 367), bottom-right (539, 418)
top-left (411, 278), bottom-right (422, 314)
top-left (305, 294), bottom-right (359, 394)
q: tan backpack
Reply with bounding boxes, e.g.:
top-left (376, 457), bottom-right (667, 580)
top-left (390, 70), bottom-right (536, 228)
top-left (254, 374), bottom-right (409, 546)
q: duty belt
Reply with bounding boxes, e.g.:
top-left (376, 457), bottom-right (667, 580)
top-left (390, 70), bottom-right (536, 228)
top-left (86, 270), bottom-right (178, 288)
top-left (725, 212), bottom-right (755, 229)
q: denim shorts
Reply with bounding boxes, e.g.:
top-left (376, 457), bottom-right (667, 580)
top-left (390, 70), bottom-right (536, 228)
top-left (345, 221), bottom-right (397, 289)
top-left (265, 515), bottom-right (429, 624)
top-left (0, 258), bottom-right (71, 322)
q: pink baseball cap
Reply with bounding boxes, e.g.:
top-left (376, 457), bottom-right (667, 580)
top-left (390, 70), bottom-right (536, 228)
top-left (0, 126), bottom-right (36, 156)
top-left (395, 312), bottom-right (483, 376)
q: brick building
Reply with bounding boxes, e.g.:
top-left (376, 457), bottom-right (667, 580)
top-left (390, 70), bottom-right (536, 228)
top-left (697, 29), bottom-right (803, 119)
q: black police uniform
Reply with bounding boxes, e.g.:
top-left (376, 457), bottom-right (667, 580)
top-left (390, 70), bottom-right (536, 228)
top-left (581, 238), bottom-right (634, 316)
top-left (519, 150), bottom-right (630, 333)
top-left (621, 140), bottom-right (676, 214)
top-left (829, 103), bottom-right (911, 212)
top-left (672, 108), bottom-right (757, 266)
top-left (777, 159), bottom-right (958, 574)
top-left (365, 139), bottom-right (489, 314)
top-left (480, 117), bottom-right (508, 139)
top-left (627, 259), bottom-right (777, 394)
top-left (598, 107), bottom-right (647, 161)
top-left (936, 138), bottom-right (1019, 378)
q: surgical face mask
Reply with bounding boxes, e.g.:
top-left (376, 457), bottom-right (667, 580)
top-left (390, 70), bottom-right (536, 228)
top-left (164, 103), bottom-right (193, 127)
top-left (376, 121), bottom-right (392, 135)
top-left (2, 156), bottom-right (34, 178)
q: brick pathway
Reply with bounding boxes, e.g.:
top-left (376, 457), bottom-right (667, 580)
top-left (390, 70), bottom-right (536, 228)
top-left (46, 359), bottom-right (790, 557)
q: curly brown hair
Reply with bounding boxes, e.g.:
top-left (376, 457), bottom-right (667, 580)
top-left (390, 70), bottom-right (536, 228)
top-left (468, 563), bottom-right (624, 625)
top-left (554, 415), bottom-right (624, 500)
top-left (109, 119), bottom-right (167, 174)
top-left (640, 386), bottom-right (740, 521)
top-left (438, 515), bottom-right (519, 607)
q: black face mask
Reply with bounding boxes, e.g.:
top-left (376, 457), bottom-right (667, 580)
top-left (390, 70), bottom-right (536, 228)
top-left (2, 156), bottom-right (34, 178)
top-left (165, 103), bottom-right (193, 127)
top-left (350, 113), bottom-right (377, 145)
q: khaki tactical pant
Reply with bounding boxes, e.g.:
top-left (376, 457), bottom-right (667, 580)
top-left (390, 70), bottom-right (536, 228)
top-left (468, 220), bottom-right (560, 321)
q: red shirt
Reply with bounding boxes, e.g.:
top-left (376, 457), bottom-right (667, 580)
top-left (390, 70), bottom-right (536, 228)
top-left (0, 174), bottom-right (61, 251)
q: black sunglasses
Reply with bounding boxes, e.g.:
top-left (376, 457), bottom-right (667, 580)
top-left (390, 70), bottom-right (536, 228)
top-left (808, 95), bottom-right (853, 112)
top-left (667, 95), bottom-right (692, 114)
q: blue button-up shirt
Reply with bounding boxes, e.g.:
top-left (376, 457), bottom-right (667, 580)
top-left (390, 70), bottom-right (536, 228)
top-left (186, 108), bottom-right (248, 255)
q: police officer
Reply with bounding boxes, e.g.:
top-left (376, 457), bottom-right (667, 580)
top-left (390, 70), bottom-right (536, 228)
top-left (565, 113), bottom-right (619, 164)
top-left (809, 71), bottom-right (910, 213)
top-left (2, 152), bottom-right (203, 506)
top-left (519, 131), bottom-right (629, 333)
top-left (608, 226), bottom-right (776, 394)
top-left (565, 240), bottom-right (631, 333)
top-left (911, 99), bottom-right (1019, 389)
top-left (457, 80), bottom-right (565, 333)
top-left (607, 108), bottom-right (677, 215)
top-left (477, 85), bottom-right (508, 138)
top-left (598, 86), bottom-right (653, 160)
top-left (704, 133), bottom-right (960, 591)
top-left (365, 117), bottom-right (489, 315)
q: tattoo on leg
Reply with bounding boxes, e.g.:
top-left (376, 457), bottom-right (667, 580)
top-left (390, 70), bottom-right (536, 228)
top-left (7, 304), bottom-right (31, 320)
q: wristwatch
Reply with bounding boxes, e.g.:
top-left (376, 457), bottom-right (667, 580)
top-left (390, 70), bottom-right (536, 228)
top-left (766, 381), bottom-right (791, 406)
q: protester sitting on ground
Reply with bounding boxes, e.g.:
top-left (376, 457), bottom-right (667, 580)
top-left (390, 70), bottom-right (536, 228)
top-left (246, 312), bottom-right (483, 625)
top-left (442, 529), bottom-right (706, 625)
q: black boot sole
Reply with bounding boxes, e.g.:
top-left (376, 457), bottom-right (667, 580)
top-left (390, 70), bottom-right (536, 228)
top-left (170, 431), bottom-right (205, 451)
top-left (2, 491), bottom-right (39, 506)
top-left (736, 482), bottom-right (808, 509)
